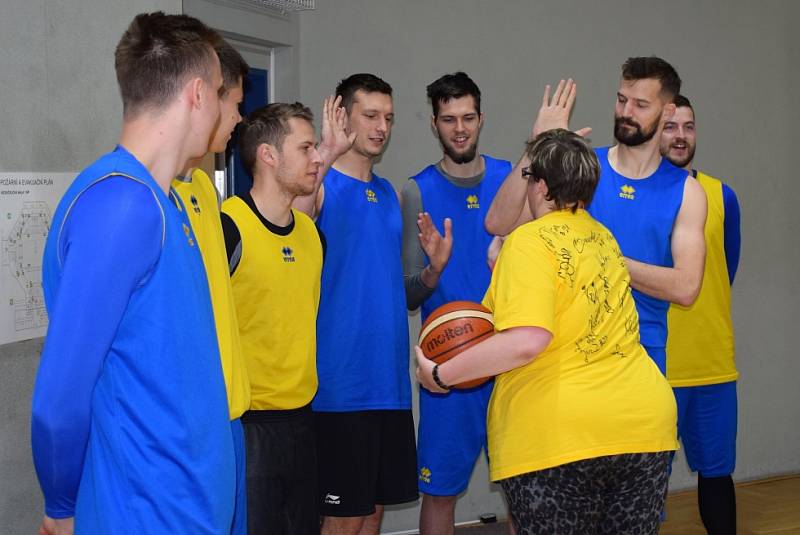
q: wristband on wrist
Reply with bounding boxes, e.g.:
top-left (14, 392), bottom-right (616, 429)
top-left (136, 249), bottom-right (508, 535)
top-left (432, 364), bottom-right (450, 391)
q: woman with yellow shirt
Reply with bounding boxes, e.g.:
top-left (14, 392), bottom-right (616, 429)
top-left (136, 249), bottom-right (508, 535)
top-left (416, 129), bottom-right (678, 534)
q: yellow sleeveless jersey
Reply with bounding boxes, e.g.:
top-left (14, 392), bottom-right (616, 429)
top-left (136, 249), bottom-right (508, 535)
top-left (666, 172), bottom-right (737, 386)
top-left (172, 169), bottom-right (251, 420)
top-left (221, 197), bottom-right (321, 410)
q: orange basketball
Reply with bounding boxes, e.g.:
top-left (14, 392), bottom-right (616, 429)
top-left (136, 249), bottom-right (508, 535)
top-left (418, 301), bottom-right (494, 389)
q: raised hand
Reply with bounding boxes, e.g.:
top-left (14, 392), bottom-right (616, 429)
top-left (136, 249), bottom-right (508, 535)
top-left (318, 95), bottom-right (355, 163)
top-left (531, 79), bottom-right (591, 139)
top-left (418, 212), bottom-right (453, 275)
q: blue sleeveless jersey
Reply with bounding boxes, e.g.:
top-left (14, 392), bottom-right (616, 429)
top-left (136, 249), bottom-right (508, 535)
top-left (587, 146), bottom-right (687, 349)
top-left (413, 155), bottom-right (511, 321)
top-left (314, 167), bottom-right (411, 411)
top-left (41, 147), bottom-right (234, 533)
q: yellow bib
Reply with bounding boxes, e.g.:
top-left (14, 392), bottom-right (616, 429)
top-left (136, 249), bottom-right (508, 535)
top-left (666, 172), bottom-right (737, 386)
top-left (222, 197), bottom-right (321, 410)
top-left (173, 170), bottom-right (251, 420)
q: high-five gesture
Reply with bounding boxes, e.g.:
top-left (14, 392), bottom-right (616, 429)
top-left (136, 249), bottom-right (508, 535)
top-left (417, 212), bottom-right (453, 288)
top-left (486, 79), bottom-right (591, 236)
top-left (531, 79), bottom-right (591, 139)
top-left (318, 95), bottom-right (355, 166)
top-left (293, 95), bottom-right (356, 218)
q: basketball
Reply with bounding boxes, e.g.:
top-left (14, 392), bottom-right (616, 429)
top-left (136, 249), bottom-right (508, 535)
top-left (418, 301), bottom-right (495, 389)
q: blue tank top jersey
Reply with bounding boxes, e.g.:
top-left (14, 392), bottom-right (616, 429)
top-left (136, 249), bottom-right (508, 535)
top-left (587, 146), bottom-right (687, 349)
top-left (32, 146), bottom-right (234, 533)
top-left (314, 167), bottom-right (411, 411)
top-left (413, 155), bottom-right (511, 321)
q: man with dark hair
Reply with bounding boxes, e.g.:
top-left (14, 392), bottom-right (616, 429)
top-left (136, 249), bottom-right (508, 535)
top-left (220, 99), bottom-right (347, 534)
top-left (662, 95), bottom-right (740, 535)
top-left (32, 12), bottom-right (234, 535)
top-left (487, 57), bottom-right (707, 376)
top-left (296, 73), bottom-right (418, 535)
top-left (586, 56), bottom-right (707, 375)
top-left (417, 129), bottom-right (677, 534)
top-left (333, 72), bottom-right (394, 114)
top-left (620, 56), bottom-right (682, 105)
top-left (173, 37), bottom-right (250, 535)
top-left (401, 71), bottom-right (511, 534)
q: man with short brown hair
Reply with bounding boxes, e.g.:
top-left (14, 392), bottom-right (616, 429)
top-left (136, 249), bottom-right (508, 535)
top-left (32, 12), bottom-right (233, 534)
top-left (221, 98), bottom-right (349, 534)
top-left (173, 36), bottom-right (251, 535)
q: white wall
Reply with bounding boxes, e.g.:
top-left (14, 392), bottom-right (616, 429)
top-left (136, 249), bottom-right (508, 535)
top-left (297, 1), bottom-right (800, 531)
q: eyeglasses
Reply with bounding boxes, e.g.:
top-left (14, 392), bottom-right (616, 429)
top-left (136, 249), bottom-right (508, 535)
top-left (521, 167), bottom-right (534, 178)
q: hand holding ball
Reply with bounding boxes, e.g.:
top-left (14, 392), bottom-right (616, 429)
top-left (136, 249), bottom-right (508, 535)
top-left (417, 301), bottom-right (494, 390)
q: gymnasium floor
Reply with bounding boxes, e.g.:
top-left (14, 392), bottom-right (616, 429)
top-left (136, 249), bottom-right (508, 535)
top-left (449, 475), bottom-right (800, 534)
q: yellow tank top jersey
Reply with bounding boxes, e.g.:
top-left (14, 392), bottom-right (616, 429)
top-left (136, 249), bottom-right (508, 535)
top-left (222, 197), bottom-right (321, 410)
top-left (667, 172), bottom-right (737, 387)
top-left (483, 210), bottom-right (677, 481)
top-left (172, 169), bottom-right (251, 420)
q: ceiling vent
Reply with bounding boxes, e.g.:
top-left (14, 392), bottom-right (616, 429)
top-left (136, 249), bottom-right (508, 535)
top-left (229, 0), bottom-right (315, 13)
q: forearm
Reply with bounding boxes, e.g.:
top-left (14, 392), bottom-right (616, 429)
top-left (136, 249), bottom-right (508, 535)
top-left (624, 257), bottom-right (703, 306)
top-left (484, 154), bottom-right (532, 235)
top-left (402, 179), bottom-right (436, 309)
top-left (293, 173), bottom-right (327, 220)
top-left (405, 272), bottom-right (435, 310)
top-left (436, 327), bottom-right (550, 386)
top-left (294, 146), bottom-right (339, 217)
top-left (630, 177), bottom-right (707, 306)
top-left (32, 178), bottom-right (161, 517)
top-left (292, 190), bottom-right (318, 218)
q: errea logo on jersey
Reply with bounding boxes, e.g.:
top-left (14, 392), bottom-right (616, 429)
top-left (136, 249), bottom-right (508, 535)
top-left (282, 246), bottom-right (295, 263)
top-left (190, 195), bottom-right (201, 214)
top-left (419, 466), bottom-right (432, 483)
top-left (324, 493), bottom-right (341, 505)
top-left (182, 223), bottom-right (195, 247)
top-left (365, 189), bottom-right (378, 203)
top-left (466, 194), bottom-right (480, 209)
top-left (619, 185), bottom-right (635, 200)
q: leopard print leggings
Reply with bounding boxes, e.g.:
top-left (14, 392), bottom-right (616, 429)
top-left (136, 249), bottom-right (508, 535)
top-left (501, 452), bottom-right (671, 535)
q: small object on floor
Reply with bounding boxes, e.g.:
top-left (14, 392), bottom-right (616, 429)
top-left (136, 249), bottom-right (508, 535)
top-left (479, 513), bottom-right (497, 524)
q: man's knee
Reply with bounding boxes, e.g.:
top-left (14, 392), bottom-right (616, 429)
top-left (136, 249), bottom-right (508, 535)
top-left (321, 515), bottom-right (365, 535)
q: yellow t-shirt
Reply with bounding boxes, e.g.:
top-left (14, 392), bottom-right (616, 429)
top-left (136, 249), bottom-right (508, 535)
top-left (172, 169), bottom-right (251, 420)
top-left (222, 197), bottom-right (321, 410)
top-left (667, 172), bottom-right (737, 386)
top-left (483, 209), bottom-right (677, 481)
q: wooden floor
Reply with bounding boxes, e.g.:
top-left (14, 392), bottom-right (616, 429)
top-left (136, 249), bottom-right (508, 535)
top-left (453, 475), bottom-right (800, 534)
top-left (661, 475), bottom-right (800, 534)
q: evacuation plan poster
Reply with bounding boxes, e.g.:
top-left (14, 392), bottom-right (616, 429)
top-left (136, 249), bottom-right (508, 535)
top-left (0, 172), bottom-right (73, 344)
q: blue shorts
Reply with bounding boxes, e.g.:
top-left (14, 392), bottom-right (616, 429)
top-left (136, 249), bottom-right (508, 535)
top-left (673, 381), bottom-right (737, 477)
top-left (417, 380), bottom-right (493, 496)
top-left (231, 418), bottom-right (247, 535)
top-left (643, 345), bottom-right (666, 375)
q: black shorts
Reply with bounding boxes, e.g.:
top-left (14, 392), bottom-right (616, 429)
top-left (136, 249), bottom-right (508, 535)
top-left (242, 404), bottom-right (319, 534)
top-left (314, 409), bottom-right (418, 517)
